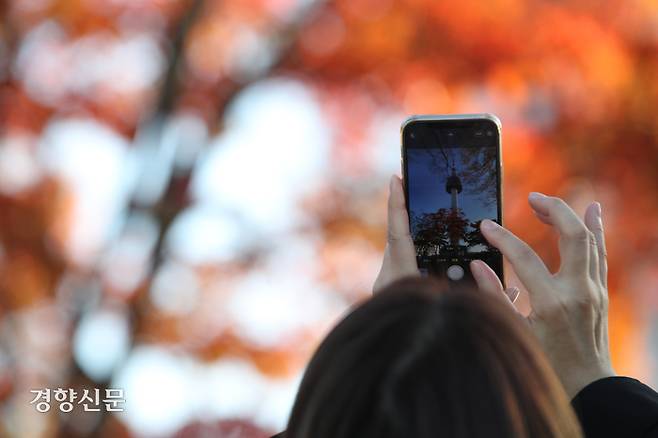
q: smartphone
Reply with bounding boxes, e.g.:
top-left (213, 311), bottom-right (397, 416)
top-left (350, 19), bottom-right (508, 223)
top-left (401, 114), bottom-right (504, 286)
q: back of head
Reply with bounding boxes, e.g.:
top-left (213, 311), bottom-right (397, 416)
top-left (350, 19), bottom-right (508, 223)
top-left (285, 277), bottom-right (582, 438)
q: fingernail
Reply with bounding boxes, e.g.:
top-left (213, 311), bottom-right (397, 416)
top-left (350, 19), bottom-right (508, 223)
top-left (470, 260), bottom-right (483, 276)
top-left (506, 287), bottom-right (520, 303)
top-left (481, 219), bottom-right (499, 231)
top-left (595, 201), bottom-right (602, 217)
top-left (529, 192), bottom-right (547, 201)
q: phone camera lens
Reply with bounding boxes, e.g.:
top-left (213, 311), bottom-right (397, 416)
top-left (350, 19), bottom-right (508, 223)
top-left (410, 132), bottom-right (416, 139)
top-left (486, 130), bottom-right (493, 136)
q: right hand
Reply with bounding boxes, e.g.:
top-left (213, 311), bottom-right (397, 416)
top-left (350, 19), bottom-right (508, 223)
top-left (471, 193), bottom-right (615, 398)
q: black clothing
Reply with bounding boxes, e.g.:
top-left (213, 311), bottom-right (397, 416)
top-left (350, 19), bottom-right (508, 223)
top-left (274, 376), bottom-right (658, 438)
top-left (572, 376), bottom-right (658, 438)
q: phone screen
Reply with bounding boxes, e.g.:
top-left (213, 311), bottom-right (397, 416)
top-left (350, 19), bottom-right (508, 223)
top-left (402, 117), bottom-right (503, 285)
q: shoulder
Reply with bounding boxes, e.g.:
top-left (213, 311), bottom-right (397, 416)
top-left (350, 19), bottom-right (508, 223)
top-left (572, 377), bottom-right (658, 438)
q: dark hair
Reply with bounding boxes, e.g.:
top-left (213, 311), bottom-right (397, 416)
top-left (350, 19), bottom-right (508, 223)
top-left (285, 277), bottom-right (582, 438)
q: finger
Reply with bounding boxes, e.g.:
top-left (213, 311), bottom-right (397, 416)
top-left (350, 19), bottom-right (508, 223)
top-left (533, 209), bottom-right (553, 226)
top-left (480, 219), bottom-right (554, 310)
top-left (470, 259), bottom-right (503, 296)
top-left (387, 175), bottom-right (417, 268)
top-left (470, 260), bottom-right (521, 312)
top-left (584, 201), bottom-right (607, 288)
top-left (527, 193), bottom-right (591, 277)
top-left (387, 175), bottom-right (412, 241)
top-left (582, 202), bottom-right (601, 284)
top-left (374, 176), bottom-right (418, 293)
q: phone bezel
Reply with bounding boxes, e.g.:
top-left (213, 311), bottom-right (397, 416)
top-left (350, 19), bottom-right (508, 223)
top-left (400, 113), bottom-right (504, 284)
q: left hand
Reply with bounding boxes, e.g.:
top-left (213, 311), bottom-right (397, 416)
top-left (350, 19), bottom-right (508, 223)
top-left (372, 175), bottom-right (519, 297)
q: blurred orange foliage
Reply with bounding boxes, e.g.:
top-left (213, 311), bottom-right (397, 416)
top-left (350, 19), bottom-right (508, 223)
top-left (1, 0), bottom-right (658, 436)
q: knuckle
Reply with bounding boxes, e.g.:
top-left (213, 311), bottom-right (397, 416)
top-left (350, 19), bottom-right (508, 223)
top-left (589, 222), bottom-right (604, 233)
top-left (387, 230), bottom-right (410, 244)
top-left (564, 226), bottom-right (589, 242)
top-left (599, 246), bottom-right (608, 259)
top-left (586, 285), bottom-right (601, 306)
top-left (572, 281), bottom-right (602, 311)
top-left (594, 282), bottom-right (608, 305)
top-left (567, 293), bottom-right (596, 315)
top-left (511, 242), bottom-right (535, 262)
top-left (549, 197), bottom-right (570, 212)
top-left (574, 298), bottom-right (594, 314)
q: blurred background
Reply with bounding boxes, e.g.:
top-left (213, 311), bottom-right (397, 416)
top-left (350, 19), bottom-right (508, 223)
top-left (1, 0), bottom-right (658, 436)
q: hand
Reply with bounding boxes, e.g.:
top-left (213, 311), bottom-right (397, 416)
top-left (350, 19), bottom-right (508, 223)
top-left (372, 174), bottom-right (518, 297)
top-left (472, 193), bottom-right (615, 398)
top-left (373, 175), bottom-right (419, 293)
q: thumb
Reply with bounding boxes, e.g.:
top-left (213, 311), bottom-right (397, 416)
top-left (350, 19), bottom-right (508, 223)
top-left (373, 175), bottom-right (418, 293)
top-left (387, 176), bottom-right (413, 242)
